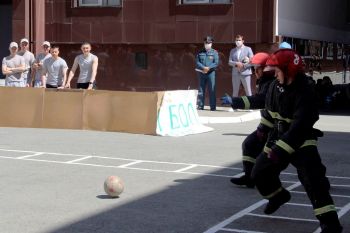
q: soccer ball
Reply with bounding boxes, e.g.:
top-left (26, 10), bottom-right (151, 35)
top-left (104, 176), bottom-right (124, 197)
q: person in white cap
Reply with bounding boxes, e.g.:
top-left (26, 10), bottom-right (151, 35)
top-left (32, 41), bottom-right (52, 87)
top-left (65, 42), bottom-right (98, 90)
top-left (1, 42), bottom-right (26, 87)
top-left (17, 38), bottom-right (35, 86)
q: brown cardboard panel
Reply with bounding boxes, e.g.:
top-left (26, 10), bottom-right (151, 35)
top-left (0, 87), bottom-right (160, 135)
top-left (156, 91), bottom-right (165, 110)
top-left (83, 90), bottom-right (159, 135)
top-left (0, 87), bottom-right (44, 128)
top-left (42, 89), bottom-right (84, 129)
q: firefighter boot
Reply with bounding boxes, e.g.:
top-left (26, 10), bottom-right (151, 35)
top-left (230, 162), bottom-right (255, 188)
top-left (264, 188), bottom-right (291, 214)
top-left (230, 175), bottom-right (255, 188)
top-left (319, 212), bottom-right (343, 233)
top-left (320, 224), bottom-right (343, 233)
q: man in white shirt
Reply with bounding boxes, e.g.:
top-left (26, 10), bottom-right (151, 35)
top-left (17, 38), bottom-right (35, 87)
top-left (32, 41), bottom-right (52, 87)
top-left (41, 45), bottom-right (68, 89)
top-left (2, 42), bottom-right (26, 87)
top-left (66, 42), bottom-right (98, 90)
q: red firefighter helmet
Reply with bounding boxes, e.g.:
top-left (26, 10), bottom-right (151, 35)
top-left (251, 52), bottom-right (270, 67)
top-left (266, 49), bottom-right (304, 78)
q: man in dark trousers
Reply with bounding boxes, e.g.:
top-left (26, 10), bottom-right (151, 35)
top-left (196, 36), bottom-right (219, 111)
top-left (221, 52), bottom-right (275, 187)
top-left (251, 49), bottom-right (342, 233)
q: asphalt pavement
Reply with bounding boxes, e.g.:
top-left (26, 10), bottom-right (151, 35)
top-left (0, 109), bottom-right (349, 233)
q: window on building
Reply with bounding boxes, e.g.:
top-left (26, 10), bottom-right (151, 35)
top-left (326, 43), bottom-right (334, 60)
top-left (74, 0), bottom-right (122, 7)
top-left (179, 0), bottom-right (232, 4)
top-left (135, 52), bottom-right (148, 70)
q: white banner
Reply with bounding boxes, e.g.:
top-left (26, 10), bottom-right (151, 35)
top-left (156, 90), bottom-right (213, 137)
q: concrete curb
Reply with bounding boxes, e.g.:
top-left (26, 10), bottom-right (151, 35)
top-left (199, 111), bottom-right (261, 124)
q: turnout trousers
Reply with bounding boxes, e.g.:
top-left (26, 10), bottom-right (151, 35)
top-left (251, 143), bottom-right (339, 224)
top-left (241, 130), bottom-right (266, 177)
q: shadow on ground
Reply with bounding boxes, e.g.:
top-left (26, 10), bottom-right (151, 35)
top-left (48, 131), bottom-right (350, 233)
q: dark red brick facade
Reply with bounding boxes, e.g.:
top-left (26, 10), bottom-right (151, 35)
top-left (11, 0), bottom-right (278, 100)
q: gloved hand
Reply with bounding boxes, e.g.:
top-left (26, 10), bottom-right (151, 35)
top-left (267, 146), bottom-right (288, 163)
top-left (220, 94), bottom-right (233, 105)
top-left (267, 149), bottom-right (280, 163)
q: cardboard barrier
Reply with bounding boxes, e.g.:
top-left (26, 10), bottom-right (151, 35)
top-left (43, 89), bottom-right (84, 129)
top-left (0, 87), bottom-right (44, 128)
top-left (0, 87), bottom-right (211, 136)
top-left (83, 90), bottom-right (159, 134)
top-left (0, 87), bottom-right (158, 135)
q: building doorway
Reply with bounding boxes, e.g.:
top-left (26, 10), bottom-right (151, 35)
top-left (0, 0), bottom-right (12, 80)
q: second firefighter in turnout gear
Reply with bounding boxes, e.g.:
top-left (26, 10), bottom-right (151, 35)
top-left (221, 52), bottom-right (275, 188)
top-left (251, 49), bottom-right (342, 233)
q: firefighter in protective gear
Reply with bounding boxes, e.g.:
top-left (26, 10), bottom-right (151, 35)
top-left (251, 49), bottom-right (342, 233)
top-left (221, 52), bottom-right (275, 188)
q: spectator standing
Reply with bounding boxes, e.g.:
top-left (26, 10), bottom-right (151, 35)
top-left (195, 36), bottom-right (219, 111)
top-left (228, 35), bottom-right (254, 97)
top-left (41, 45), bottom-right (68, 89)
top-left (32, 41), bottom-right (52, 87)
top-left (17, 38), bottom-right (35, 86)
top-left (2, 42), bottom-right (26, 87)
top-left (66, 42), bottom-right (98, 90)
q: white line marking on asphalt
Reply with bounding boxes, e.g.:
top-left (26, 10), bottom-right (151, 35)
top-left (330, 184), bottom-right (350, 188)
top-left (17, 152), bottom-right (44, 159)
top-left (0, 148), bottom-right (241, 171)
top-left (203, 182), bottom-right (302, 233)
top-left (290, 191), bottom-right (307, 195)
top-left (282, 171), bottom-right (350, 180)
top-left (281, 180), bottom-right (302, 184)
top-left (232, 172), bottom-right (245, 178)
top-left (0, 155), bottom-right (238, 178)
top-left (327, 175), bottom-right (350, 180)
top-left (174, 164), bottom-right (198, 172)
top-left (66, 156), bottom-right (92, 163)
top-left (4, 149), bottom-right (346, 185)
top-left (328, 193), bottom-right (350, 198)
top-left (0, 154), bottom-right (325, 182)
top-left (202, 199), bottom-right (268, 233)
top-left (286, 202), bottom-right (342, 210)
top-left (286, 202), bottom-right (312, 207)
top-left (221, 228), bottom-right (266, 233)
top-left (246, 213), bottom-right (318, 222)
top-left (2, 148), bottom-right (350, 192)
top-left (336, 201), bottom-right (350, 219)
top-left (118, 161), bottom-right (142, 168)
top-left (291, 190), bottom-right (350, 198)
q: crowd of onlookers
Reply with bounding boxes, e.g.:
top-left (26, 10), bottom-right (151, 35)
top-left (2, 38), bottom-right (98, 90)
top-left (314, 76), bottom-right (350, 111)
